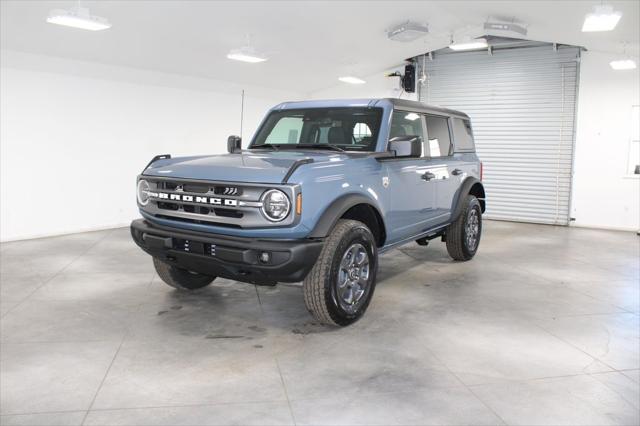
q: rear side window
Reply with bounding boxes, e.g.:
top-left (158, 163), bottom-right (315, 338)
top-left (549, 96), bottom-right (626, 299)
top-left (452, 118), bottom-right (475, 152)
top-left (425, 115), bottom-right (452, 157)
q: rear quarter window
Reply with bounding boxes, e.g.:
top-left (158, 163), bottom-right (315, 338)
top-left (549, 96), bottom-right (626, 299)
top-left (452, 118), bottom-right (475, 152)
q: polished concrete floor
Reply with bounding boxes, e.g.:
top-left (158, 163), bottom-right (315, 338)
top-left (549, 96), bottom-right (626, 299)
top-left (1, 220), bottom-right (638, 425)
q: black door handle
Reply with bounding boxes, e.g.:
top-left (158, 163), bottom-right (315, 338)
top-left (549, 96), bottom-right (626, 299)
top-left (451, 168), bottom-right (463, 176)
top-left (421, 171), bottom-right (436, 181)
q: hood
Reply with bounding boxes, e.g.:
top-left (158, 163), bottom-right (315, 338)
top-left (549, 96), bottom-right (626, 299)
top-left (143, 150), bottom-right (349, 184)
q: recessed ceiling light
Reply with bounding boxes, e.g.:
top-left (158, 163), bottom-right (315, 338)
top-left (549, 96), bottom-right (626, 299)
top-left (46, 7), bottom-right (111, 31)
top-left (405, 113), bottom-right (420, 121)
top-left (582, 5), bottom-right (622, 32)
top-left (226, 47), bottom-right (268, 63)
top-left (338, 76), bottom-right (366, 84)
top-left (610, 59), bottom-right (637, 70)
top-left (387, 21), bottom-right (429, 42)
top-left (449, 38), bottom-right (488, 51)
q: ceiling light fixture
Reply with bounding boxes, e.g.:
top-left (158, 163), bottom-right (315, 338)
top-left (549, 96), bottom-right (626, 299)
top-left (338, 76), bottom-right (366, 84)
top-left (226, 48), bottom-right (268, 63)
top-left (582, 4), bottom-right (622, 32)
top-left (484, 21), bottom-right (527, 37)
top-left (610, 59), bottom-right (637, 70)
top-left (387, 21), bottom-right (429, 42)
top-left (46, 5), bottom-right (111, 31)
top-left (449, 38), bottom-right (488, 51)
top-left (227, 35), bottom-right (268, 63)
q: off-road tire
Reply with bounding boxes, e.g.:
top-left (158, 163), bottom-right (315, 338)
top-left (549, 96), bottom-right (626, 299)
top-left (446, 194), bottom-right (482, 261)
top-left (303, 219), bottom-right (378, 327)
top-left (153, 258), bottom-right (216, 290)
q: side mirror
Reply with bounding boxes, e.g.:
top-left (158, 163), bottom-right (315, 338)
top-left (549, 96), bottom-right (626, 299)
top-left (388, 135), bottom-right (422, 158)
top-left (227, 135), bottom-right (242, 153)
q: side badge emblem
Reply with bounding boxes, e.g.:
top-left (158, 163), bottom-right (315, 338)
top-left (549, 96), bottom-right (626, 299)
top-left (382, 176), bottom-right (390, 188)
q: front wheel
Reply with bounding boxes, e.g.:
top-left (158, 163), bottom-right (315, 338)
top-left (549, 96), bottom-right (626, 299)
top-left (153, 258), bottom-right (216, 290)
top-left (303, 219), bottom-right (378, 326)
top-left (445, 194), bottom-right (482, 261)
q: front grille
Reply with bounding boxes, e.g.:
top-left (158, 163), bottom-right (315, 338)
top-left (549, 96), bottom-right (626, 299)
top-left (141, 178), bottom-right (298, 228)
top-left (158, 181), bottom-right (243, 196)
top-left (156, 214), bottom-right (242, 228)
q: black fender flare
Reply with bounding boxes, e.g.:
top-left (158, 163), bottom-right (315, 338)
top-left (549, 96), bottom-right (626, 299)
top-left (450, 177), bottom-right (486, 222)
top-left (308, 194), bottom-right (385, 239)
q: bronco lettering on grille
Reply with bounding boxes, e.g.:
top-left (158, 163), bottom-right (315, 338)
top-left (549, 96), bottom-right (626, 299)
top-left (147, 192), bottom-right (238, 207)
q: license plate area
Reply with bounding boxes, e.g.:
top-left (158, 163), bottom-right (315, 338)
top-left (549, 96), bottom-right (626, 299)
top-left (174, 238), bottom-right (216, 256)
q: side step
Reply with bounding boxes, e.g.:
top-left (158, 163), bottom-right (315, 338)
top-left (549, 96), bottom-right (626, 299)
top-left (415, 231), bottom-right (446, 246)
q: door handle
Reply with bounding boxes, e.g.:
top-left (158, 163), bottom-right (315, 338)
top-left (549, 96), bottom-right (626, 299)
top-left (421, 171), bottom-right (436, 181)
top-left (451, 168), bottom-right (463, 176)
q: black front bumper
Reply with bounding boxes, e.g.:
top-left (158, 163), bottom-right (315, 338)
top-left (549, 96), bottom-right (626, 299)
top-left (130, 219), bottom-right (323, 285)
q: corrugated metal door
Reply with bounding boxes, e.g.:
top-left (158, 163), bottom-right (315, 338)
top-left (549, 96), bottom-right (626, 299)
top-left (418, 45), bottom-right (580, 225)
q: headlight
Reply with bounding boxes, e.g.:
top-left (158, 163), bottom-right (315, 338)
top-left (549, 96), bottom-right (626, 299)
top-left (261, 189), bottom-right (290, 222)
top-left (137, 179), bottom-right (150, 206)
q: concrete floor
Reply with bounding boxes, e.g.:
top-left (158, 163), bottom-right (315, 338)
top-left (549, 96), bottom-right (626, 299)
top-left (0, 220), bottom-right (638, 426)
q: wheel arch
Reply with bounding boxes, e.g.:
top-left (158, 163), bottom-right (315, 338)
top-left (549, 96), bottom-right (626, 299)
top-left (308, 194), bottom-right (387, 247)
top-left (450, 177), bottom-right (486, 222)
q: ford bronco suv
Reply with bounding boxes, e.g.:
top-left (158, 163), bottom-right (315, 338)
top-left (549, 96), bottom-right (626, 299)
top-left (131, 98), bottom-right (485, 326)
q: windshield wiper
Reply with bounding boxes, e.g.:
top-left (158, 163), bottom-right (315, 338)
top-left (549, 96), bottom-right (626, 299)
top-left (296, 144), bottom-right (345, 152)
top-left (250, 143), bottom-right (280, 151)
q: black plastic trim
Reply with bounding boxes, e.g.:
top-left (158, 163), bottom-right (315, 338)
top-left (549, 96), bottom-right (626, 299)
top-left (130, 219), bottom-right (323, 285)
top-left (143, 154), bottom-right (171, 172)
top-left (308, 194), bottom-right (384, 239)
top-left (450, 177), bottom-right (485, 222)
top-left (281, 158), bottom-right (314, 183)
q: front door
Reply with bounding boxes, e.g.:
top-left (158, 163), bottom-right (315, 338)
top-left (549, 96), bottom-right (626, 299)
top-left (383, 111), bottom-right (442, 244)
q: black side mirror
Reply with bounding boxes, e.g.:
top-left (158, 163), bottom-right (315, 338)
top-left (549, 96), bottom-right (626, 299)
top-left (227, 135), bottom-right (242, 153)
top-left (388, 135), bottom-right (422, 158)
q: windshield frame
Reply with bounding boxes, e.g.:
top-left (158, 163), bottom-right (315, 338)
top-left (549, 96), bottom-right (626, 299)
top-left (248, 107), bottom-right (384, 152)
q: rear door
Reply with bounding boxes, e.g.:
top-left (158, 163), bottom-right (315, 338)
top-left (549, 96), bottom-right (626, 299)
top-left (424, 114), bottom-right (462, 221)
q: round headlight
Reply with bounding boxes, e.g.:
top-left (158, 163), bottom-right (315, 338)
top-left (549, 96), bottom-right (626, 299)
top-left (261, 189), bottom-right (291, 222)
top-left (137, 179), bottom-right (150, 206)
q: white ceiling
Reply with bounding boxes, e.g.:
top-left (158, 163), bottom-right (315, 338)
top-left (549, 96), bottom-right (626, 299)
top-left (1, 0), bottom-right (638, 93)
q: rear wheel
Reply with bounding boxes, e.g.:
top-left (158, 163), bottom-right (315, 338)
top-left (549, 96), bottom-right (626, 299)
top-left (446, 195), bottom-right (482, 261)
top-left (303, 219), bottom-right (378, 326)
top-left (153, 258), bottom-right (216, 290)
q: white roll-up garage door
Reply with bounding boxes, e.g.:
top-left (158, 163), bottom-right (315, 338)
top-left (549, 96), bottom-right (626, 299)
top-left (418, 44), bottom-right (581, 225)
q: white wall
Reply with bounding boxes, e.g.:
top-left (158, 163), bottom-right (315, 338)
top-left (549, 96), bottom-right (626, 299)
top-left (0, 50), bottom-right (300, 241)
top-left (571, 50), bottom-right (640, 231)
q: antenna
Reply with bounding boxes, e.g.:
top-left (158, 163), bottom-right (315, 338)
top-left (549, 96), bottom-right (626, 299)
top-left (240, 89), bottom-right (245, 140)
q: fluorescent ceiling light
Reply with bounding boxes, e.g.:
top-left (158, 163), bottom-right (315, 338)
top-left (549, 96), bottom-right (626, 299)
top-left (387, 21), bottom-right (429, 42)
top-left (338, 76), bottom-right (366, 84)
top-left (405, 113), bottom-right (420, 121)
top-left (46, 7), bottom-right (111, 31)
top-left (226, 47), bottom-right (268, 63)
top-left (449, 38), bottom-right (488, 51)
top-left (582, 5), bottom-right (621, 32)
top-left (610, 59), bottom-right (637, 70)
top-left (484, 21), bottom-right (527, 36)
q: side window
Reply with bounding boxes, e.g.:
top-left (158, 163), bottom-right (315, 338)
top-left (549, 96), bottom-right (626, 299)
top-left (264, 116), bottom-right (303, 144)
top-left (389, 111), bottom-right (426, 156)
top-left (425, 115), bottom-right (452, 157)
top-left (352, 122), bottom-right (372, 143)
top-left (452, 118), bottom-right (475, 151)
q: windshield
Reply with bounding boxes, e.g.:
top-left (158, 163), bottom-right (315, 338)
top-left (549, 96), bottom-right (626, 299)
top-left (250, 107), bottom-right (383, 151)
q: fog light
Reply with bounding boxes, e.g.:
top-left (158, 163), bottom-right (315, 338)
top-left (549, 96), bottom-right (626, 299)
top-left (259, 252), bottom-right (271, 264)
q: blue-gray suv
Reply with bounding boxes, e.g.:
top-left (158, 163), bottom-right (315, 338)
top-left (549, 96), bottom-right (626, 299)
top-left (131, 98), bottom-right (485, 326)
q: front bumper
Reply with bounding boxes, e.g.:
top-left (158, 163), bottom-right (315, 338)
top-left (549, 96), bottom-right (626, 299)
top-left (130, 219), bottom-right (323, 285)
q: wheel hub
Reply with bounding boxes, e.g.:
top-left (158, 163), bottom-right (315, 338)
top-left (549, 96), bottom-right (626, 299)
top-left (337, 243), bottom-right (371, 313)
top-left (465, 208), bottom-right (480, 250)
